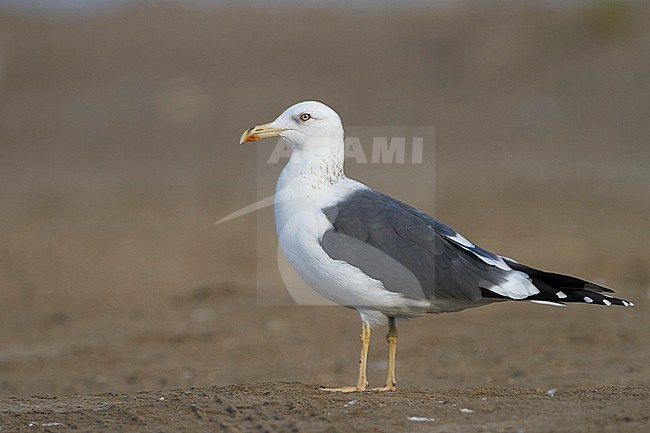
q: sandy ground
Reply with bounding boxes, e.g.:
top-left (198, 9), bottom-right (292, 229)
top-left (0, 2), bottom-right (649, 432)
top-left (2, 383), bottom-right (649, 432)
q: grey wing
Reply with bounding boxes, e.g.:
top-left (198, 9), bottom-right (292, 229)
top-left (320, 188), bottom-right (515, 302)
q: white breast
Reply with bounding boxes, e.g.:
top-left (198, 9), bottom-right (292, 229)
top-left (273, 155), bottom-right (430, 324)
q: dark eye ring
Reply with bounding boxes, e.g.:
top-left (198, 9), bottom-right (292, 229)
top-left (299, 113), bottom-right (312, 122)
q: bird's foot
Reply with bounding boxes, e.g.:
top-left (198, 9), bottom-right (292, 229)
top-left (320, 384), bottom-right (367, 393)
top-left (370, 383), bottom-right (396, 392)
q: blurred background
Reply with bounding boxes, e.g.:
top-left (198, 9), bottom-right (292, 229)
top-left (0, 0), bottom-right (648, 397)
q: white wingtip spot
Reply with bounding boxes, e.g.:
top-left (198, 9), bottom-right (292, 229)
top-left (556, 291), bottom-right (567, 299)
top-left (622, 300), bottom-right (629, 307)
top-left (584, 296), bottom-right (593, 303)
top-left (603, 299), bottom-right (612, 306)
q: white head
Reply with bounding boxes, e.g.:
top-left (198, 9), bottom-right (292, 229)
top-left (240, 101), bottom-right (344, 151)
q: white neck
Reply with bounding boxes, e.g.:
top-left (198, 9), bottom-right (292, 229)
top-left (278, 139), bottom-right (345, 192)
top-left (273, 138), bottom-right (347, 232)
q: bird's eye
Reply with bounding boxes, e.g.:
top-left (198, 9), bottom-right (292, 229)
top-left (299, 113), bottom-right (312, 122)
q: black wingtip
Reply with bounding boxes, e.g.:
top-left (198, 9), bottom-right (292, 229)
top-left (568, 290), bottom-right (634, 307)
top-left (481, 261), bottom-right (635, 307)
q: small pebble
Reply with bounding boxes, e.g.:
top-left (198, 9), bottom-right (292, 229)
top-left (407, 416), bottom-right (435, 422)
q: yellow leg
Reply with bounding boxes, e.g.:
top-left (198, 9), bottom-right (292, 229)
top-left (372, 317), bottom-right (397, 391)
top-left (321, 321), bottom-right (371, 392)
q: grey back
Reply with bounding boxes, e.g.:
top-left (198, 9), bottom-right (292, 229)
top-left (320, 189), bottom-right (511, 302)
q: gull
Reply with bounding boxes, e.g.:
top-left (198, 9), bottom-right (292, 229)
top-left (240, 101), bottom-right (634, 392)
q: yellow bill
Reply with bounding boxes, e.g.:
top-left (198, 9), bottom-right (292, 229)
top-left (240, 122), bottom-right (286, 144)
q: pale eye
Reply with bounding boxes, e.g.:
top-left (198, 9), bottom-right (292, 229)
top-left (299, 113), bottom-right (312, 122)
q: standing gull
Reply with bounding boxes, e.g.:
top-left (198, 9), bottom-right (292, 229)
top-left (240, 101), bottom-right (633, 392)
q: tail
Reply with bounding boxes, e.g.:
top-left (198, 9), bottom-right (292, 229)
top-left (482, 259), bottom-right (634, 307)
